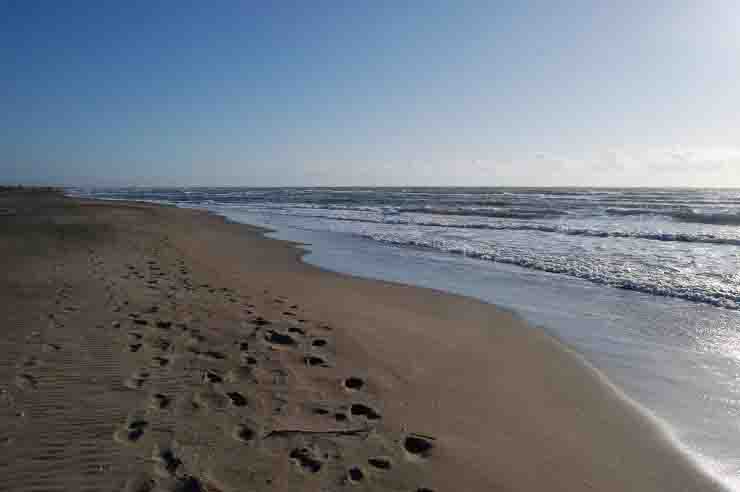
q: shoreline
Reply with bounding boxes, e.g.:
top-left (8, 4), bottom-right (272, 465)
top-left (91, 193), bottom-right (735, 489)
top-left (162, 196), bottom-right (737, 491)
top-left (1, 191), bottom-right (728, 491)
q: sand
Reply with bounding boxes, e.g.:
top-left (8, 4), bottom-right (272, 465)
top-left (0, 190), bottom-right (726, 492)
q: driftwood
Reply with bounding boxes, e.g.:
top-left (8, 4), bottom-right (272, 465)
top-left (263, 427), bottom-right (371, 439)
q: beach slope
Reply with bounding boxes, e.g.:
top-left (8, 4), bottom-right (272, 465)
top-left (0, 190), bottom-right (725, 491)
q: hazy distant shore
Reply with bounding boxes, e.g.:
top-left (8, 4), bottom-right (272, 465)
top-left (0, 190), bottom-right (726, 491)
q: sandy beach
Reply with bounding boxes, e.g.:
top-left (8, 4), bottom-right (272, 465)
top-left (0, 190), bottom-right (726, 492)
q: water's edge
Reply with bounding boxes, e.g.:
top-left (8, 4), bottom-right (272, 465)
top-left (74, 194), bottom-right (732, 490)
top-left (221, 211), bottom-right (730, 491)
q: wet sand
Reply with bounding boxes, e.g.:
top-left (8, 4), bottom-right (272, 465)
top-left (0, 190), bottom-right (726, 491)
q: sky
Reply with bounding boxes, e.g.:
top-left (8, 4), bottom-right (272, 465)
top-left (1, 1), bottom-right (739, 187)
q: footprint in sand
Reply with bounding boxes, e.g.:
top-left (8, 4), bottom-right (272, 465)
top-left (150, 393), bottom-right (171, 410)
top-left (304, 355), bottom-right (329, 367)
top-left (188, 331), bottom-right (206, 344)
top-left (264, 331), bottom-right (296, 346)
top-left (350, 403), bottom-right (381, 421)
top-left (288, 326), bottom-right (306, 336)
top-left (240, 354), bottom-right (258, 366)
top-left (403, 434), bottom-right (435, 458)
top-left (125, 370), bottom-right (150, 390)
top-left (115, 419), bottom-right (149, 444)
top-left (201, 369), bottom-right (223, 384)
top-left (151, 337), bottom-right (172, 351)
top-left (232, 424), bottom-right (256, 443)
top-left (344, 377), bottom-right (365, 391)
top-left (312, 407), bottom-right (331, 416)
top-left (152, 356), bottom-right (170, 367)
top-left (41, 343), bottom-right (61, 352)
top-left (346, 466), bottom-right (365, 484)
top-left (289, 447), bottom-right (323, 473)
top-left (367, 457), bottom-right (393, 470)
top-left (200, 350), bottom-right (225, 361)
top-left (306, 403), bottom-right (343, 422)
top-left (153, 445), bottom-right (182, 477)
top-left (226, 391), bottom-right (248, 407)
top-left (14, 373), bottom-right (38, 390)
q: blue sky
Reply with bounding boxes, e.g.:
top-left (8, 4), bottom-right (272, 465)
top-left (1, 1), bottom-right (739, 187)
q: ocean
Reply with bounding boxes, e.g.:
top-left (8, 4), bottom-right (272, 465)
top-left (72, 187), bottom-right (740, 489)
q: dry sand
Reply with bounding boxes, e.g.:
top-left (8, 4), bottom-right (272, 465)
top-left (0, 190), bottom-right (727, 491)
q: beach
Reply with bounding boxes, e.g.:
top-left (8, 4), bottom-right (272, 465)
top-left (0, 190), bottom-right (726, 491)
